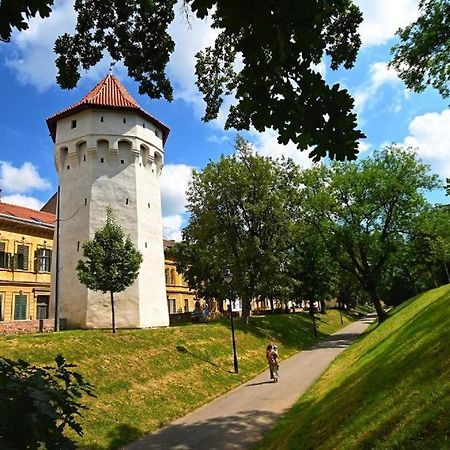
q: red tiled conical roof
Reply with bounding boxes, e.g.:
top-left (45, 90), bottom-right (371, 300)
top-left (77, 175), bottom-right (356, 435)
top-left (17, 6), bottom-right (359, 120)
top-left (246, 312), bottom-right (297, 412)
top-left (46, 74), bottom-right (169, 143)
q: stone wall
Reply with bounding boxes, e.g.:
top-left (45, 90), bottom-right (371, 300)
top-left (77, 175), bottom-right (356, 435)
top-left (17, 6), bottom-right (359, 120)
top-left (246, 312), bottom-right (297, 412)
top-left (0, 318), bottom-right (54, 334)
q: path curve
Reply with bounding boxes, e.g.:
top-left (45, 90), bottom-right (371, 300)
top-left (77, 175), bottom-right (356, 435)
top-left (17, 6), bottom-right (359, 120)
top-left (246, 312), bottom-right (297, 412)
top-left (124, 314), bottom-right (376, 450)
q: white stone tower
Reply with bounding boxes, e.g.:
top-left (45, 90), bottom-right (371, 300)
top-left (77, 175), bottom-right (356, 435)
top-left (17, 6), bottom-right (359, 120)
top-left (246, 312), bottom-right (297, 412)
top-left (47, 75), bottom-right (170, 328)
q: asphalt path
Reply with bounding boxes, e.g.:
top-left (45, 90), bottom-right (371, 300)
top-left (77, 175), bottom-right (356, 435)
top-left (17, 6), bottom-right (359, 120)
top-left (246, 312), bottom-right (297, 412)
top-left (125, 314), bottom-right (376, 450)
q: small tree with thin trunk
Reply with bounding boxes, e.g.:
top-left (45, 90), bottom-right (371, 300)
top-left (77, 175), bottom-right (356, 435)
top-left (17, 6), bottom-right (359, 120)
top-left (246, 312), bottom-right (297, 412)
top-left (76, 207), bottom-right (142, 333)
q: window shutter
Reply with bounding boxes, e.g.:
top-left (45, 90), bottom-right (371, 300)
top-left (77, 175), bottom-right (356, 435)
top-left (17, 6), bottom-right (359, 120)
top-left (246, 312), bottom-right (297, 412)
top-left (14, 295), bottom-right (27, 320)
top-left (16, 244), bottom-right (29, 270)
top-left (0, 242), bottom-right (6, 268)
top-left (34, 250), bottom-right (38, 273)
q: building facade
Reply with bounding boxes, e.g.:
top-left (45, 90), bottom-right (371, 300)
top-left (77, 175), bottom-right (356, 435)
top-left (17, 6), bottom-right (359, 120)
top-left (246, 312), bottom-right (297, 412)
top-left (47, 74), bottom-right (171, 329)
top-left (0, 202), bottom-right (54, 323)
top-left (164, 240), bottom-right (198, 314)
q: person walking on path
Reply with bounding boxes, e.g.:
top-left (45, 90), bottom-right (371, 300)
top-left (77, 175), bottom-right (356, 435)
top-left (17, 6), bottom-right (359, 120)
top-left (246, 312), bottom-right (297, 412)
top-left (266, 344), bottom-right (279, 382)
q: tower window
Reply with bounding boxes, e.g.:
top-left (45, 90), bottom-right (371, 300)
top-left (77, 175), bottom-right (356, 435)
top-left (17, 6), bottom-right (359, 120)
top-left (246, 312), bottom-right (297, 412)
top-left (71, 120), bottom-right (77, 129)
top-left (148, 203), bottom-right (150, 208)
top-left (145, 242), bottom-right (148, 248)
top-left (100, 116), bottom-right (104, 122)
top-left (67, 165), bottom-right (70, 170)
top-left (126, 198), bottom-right (129, 205)
top-left (154, 130), bottom-right (159, 137)
top-left (123, 118), bottom-right (126, 124)
top-left (100, 157), bottom-right (104, 163)
top-left (121, 160), bottom-right (125, 165)
top-left (77, 241), bottom-right (80, 252)
top-left (83, 154), bottom-right (86, 162)
top-left (84, 198), bottom-right (87, 205)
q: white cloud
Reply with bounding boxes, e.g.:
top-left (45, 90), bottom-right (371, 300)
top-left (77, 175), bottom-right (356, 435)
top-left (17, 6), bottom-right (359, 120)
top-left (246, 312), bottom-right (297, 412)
top-left (0, 161), bottom-right (51, 194)
top-left (358, 141), bottom-right (372, 153)
top-left (168, 2), bottom-right (219, 113)
top-left (206, 134), bottom-right (229, 144)
top-left (402, 109), bottom-right (450, 177)
top-left (355, 0), bottom-right (419, 47)
top-left (5, 0), bottom-right (126, 91)
top-left (1, 194), bottom-right (44, 210)
top-left (249, 128), bottom-right (315, 169)
top-left (160, 163), bottom-right (194, 216)
top-left (353, 62), bottom-right (402, 113)
top-left (5, 0), bottom-right (76, 91)
top-left (162, 214), bottom-right (184, 242)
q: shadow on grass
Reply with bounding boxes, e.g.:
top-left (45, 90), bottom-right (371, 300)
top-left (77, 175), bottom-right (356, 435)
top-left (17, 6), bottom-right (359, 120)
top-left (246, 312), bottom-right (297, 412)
top-left (79, 423), bottom-right (142, 449)
top-left (175, 345), bottom-right (234, 373)
top-left (123, 409), bottom-right (280, 450)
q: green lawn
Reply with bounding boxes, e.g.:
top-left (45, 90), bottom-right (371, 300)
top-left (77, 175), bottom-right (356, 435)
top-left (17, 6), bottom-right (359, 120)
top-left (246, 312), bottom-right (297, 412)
top-left (255, 284), bottom-right (450, 450)
top-left (0, 310), bottom-right (351, 449)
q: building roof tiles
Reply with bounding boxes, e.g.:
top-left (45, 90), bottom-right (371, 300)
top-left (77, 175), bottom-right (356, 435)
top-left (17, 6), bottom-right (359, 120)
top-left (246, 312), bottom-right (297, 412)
top-left (46, 74), bottom-right (169, 143)
top-left (0, 202), bottom-right (55, 226)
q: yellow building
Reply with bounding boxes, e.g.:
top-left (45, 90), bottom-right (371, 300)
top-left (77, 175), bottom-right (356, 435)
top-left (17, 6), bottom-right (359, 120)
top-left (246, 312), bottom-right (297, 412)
top-left (164, 239), bottom-right (198, 314)
top-left (0, 201), bottom-right (198, 325)
top-left (0, 202), bottom-right (54, 322)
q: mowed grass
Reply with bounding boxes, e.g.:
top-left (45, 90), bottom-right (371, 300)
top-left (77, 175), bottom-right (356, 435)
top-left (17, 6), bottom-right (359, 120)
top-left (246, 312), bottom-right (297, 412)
top-left (0, 310), bottom-right (352, 449)
top-left (256, 284), bottom-right (450, 450)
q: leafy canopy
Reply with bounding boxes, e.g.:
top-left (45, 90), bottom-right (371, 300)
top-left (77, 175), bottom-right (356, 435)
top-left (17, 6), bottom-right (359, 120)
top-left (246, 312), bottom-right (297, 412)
top-left (77, 207), bottom-right (142, 295)
top-left (171, 137), bottom-right (301, 320)
top-left (299, 146), bottom-right (440, 322)
top-left (1, 0), bottom-right (364, 161)
top-left (0, 355), bottom-right (94, 450)
top-left (391, 0), bottom-right (450, 98)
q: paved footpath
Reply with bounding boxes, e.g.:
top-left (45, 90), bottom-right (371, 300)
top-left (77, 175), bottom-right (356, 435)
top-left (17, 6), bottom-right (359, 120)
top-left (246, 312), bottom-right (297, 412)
top-left (125, 314), bottom-right (376, 450)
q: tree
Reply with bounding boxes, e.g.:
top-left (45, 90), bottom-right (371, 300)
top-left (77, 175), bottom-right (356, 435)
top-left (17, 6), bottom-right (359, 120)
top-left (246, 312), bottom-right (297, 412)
top-left (76, 207), bottom-right (143, 333)
top-left (0, 355), bottom-right (94, 449)
top-left (171, 137), bottom-right (301, 322)
top-left (287, 224), bottom-right (339, 314)
top-left (1, 0), bottom-right (365, 161)
top-left (299, 146), bottom-right (440, 323)
top-left (391, 0), bottom-right (450, 98)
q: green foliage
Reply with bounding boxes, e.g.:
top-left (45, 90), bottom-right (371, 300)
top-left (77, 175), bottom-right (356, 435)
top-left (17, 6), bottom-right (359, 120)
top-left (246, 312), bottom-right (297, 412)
top-left (299, 146), bottom-right (440, 322)
top-left (0, 355), bottom-right (94, 449)
top-left (194, 0), bottom-right (364, 161)
top-left (171, 137), bottom-right (301, 320)
top-left (287, 224), bottom-right (339, 305)
top-left (0, 0), bottom-right (53, 42)
top-left (2, 0), bottom-right (365, 161)
top-left (54, 0), bottom-right (176, 98)
top-left (391, 0), bottom-right (450, 98)
top-left (76, 207), bottom-right (142, 332)
top-left (256, 284), bottom-right (450, 450)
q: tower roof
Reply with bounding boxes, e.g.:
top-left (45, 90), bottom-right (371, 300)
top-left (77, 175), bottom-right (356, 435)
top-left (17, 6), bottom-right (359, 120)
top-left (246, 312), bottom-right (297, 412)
top-left (46, 74), bottom-right (170, 144)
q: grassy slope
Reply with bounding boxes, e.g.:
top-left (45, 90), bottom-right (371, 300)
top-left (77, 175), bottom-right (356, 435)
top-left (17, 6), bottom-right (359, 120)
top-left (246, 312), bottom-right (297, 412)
top-left (0, 310), bottom-right (351, 449)
top-left (256, 285), bottom-right (450, 450)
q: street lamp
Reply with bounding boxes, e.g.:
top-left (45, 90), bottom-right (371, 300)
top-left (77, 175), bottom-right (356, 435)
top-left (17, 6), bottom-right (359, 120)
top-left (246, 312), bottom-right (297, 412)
top-left (223, 268), bottom-right (238, 374)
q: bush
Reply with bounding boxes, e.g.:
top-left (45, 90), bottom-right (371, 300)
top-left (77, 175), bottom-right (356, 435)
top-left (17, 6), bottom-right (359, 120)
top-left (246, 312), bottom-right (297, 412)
top-left (0, 355), bottom-right (94, 449)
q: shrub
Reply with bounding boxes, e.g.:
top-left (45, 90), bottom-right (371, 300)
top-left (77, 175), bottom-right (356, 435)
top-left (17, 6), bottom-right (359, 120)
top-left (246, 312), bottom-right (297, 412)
top-left (0, 355), bottom-right (94, 449)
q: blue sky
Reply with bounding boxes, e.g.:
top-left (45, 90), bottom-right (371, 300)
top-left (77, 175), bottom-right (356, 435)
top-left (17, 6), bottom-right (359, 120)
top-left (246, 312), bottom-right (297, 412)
top-left (0, 0), bottom-right (448, 240)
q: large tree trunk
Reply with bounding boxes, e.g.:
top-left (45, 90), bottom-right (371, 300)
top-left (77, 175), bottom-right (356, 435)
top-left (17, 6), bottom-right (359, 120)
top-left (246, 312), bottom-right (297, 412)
top-left (367, 286), bottom-right (387, 323)
top-left (319, 299), bottom-right (327, 314)
top-left (242, 297), bottom-right (251, 325)
top-left (269, 296), bottom-right (274, 312)
top-left (110, 290), bottom-right (116, 333)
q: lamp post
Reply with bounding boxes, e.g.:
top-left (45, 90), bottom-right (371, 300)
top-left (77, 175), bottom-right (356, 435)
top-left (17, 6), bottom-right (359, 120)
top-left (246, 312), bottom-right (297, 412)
top-left (223, 268), bottom-right (238, 374)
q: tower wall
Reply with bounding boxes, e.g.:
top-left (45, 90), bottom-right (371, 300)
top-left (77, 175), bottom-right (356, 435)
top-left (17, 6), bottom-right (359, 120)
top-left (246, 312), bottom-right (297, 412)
top-left (50, 109), bottom-right (169, 328)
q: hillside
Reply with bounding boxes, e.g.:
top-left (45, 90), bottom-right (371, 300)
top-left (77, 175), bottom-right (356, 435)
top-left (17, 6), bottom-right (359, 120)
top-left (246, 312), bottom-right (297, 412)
top-left (256, 285), bottom-right (450, 450)
top-left (0, 310), bottom-right (351, 449)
